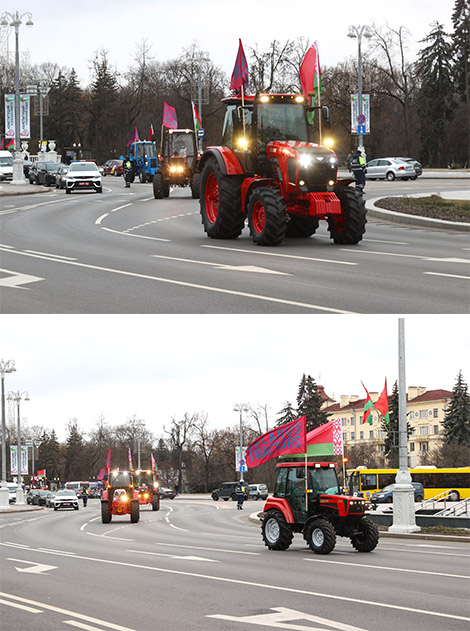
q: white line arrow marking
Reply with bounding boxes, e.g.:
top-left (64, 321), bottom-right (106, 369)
top-left (152, 254), bottom-right (291, 275)
top-left (130, 550), bottom-right (218, 562)
top-left (9, 558), bottom-right (58, 574)
top-left (0, 269), bottom-right (44, 288)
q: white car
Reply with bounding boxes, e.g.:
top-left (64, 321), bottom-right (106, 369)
top-left (0, 150), bottom-right (13, 181)
top-left (7, 483), bottom-right (17, 503)
top-left (53, 489), bottom-right (79, 510)
top-left (65, 161), bottom-right (102, 194)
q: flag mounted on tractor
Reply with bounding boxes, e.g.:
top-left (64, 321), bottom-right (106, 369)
top-left (163, 102), bottom-right (178, 129)
top-left (149, 123), bottom-right (155, 141)
top-left (127, 125), bottom-right (140, 146)
top-left (245, 416), bottom-right (307, 468)
top-left (191, 101), bottom-right (202, 137)
top-left (300, 42), bottom-right (322, 124)
top-left (230, 38), bottom-right (249, 96)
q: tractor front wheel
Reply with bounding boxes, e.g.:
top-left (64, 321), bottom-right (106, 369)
top-left (191, 172), bottom-right (201, 199)
top-left (248, 187), bottom-right (287, 246)
top-left (152, 494), bottom-right (160, 511)
top-left (305, 519), bottom-right (336, 554)
top-left (262, 510), bottom-right (294, 550)
top-left (327, 186), bottom-right (367, 244)
top-left (101, 501), bottom-right (111, 524)
top-left (130, 500), bottom-right (140, 523)
top-left (350, 517), bottom-right (379, 552)
top-left (200, 157), bottom-right (245, 239)
top-left (153, 173), bottom-right (164, 199)
top-left (139, 171), bottom-right (147, 184)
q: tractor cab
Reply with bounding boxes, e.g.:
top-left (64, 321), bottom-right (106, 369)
top-left (134, 469), bottom-right (160, 511)
top-left (162, 129), bottom-right (198, 170)
top-left (153, 129), bottom-right (201, 199)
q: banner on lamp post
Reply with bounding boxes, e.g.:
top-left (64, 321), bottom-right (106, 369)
top-left (4, 95), bottom-right (31, 142)
top-left (5, 95), bottom-right (15, 140)
top-left (21, 446), bottom-right (28, 475)
top-left (10, 446), bottom-right (18, 475)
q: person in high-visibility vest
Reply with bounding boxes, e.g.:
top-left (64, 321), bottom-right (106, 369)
top-left (236, 482), bottom-right (246, 510)
top-left (350, 149), bottom-right (366, 193)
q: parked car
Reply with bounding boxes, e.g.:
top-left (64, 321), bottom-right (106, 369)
top-left (35, 489), bottom-right (52, 506)
top-left (7, 483), bottom-right (17, 503)
top-left (65, 161), bottom-right (102, 194)
top-left (365, 157), bottom-right (416, 181)
top-left (211, 481), bottom-right (247, 502)
top-left (0, 150), bottom-right (13, 181)
top-left (101, 159), bottom-right (123, 176)
top-left (390, 157), bottom-right (422, 178)
top-left (26, 488), bottom-right (41, 504)
top-left (45, 491), bottom-right (57, 507)
top-left (55, 164), bottom-right (69, 189)
top-left (36, 162), bottom-right (62, 186)
top-left (53, 489), bottom-right (79, 510)
top-left (158, 487), bottom-right (177, 500)
top-left (248, 483), bottom-right (268, 500)
top-left (370, 482), bottom-right (424, 504)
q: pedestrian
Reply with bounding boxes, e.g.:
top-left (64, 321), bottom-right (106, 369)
top-left (236, 482), bottom-right (246, 510)
top-left (122, 156), bottom-right (133, 188)
top-left (174, 484), bottom-right (179, 497)
top-left (349, 148), bottom-right (367, 193)
top-left (82, 487), bottom-right (88, 508)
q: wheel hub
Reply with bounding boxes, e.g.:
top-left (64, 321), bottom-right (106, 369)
top-left (252, 200), bottom-right (266, 234)
top-left (205, 172), bottom-right (219, 223)
top-left (312, 527), bottom-right (325, 547)
top-left (265, 518), bottom-right (280, 544)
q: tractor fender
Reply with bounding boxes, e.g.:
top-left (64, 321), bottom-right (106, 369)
top-left (199, 147), bottom-right (245, 176)
top-left (263, 496), bottom-right (295, 524)
top-left (241, 178), bottom-right (280, 213)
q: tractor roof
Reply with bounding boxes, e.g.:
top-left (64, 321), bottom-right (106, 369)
top-left (276, 462), bottom-right (338, 468)
top-left (222, 94), bottom-right (306, 106)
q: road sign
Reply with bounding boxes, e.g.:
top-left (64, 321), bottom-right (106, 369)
top-left (198, 128), bottom-right (205, 138)
top-left (357, 114), bottom-right (366, 125)
top-left (357, 124), bottom-right (366, 135)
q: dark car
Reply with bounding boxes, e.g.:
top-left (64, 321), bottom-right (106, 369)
top-left (370, 482), bottom-right (424, 504)
top-left (35, 489), bottom-right (52, 506)
top-left (55, 164), bottom-right (70, 189)
top-left (101, 159), bottom-right (123, 176)
top-left (36, 162), bottom-right (62, 186)
top-left (26, 488), bottom-right (41, 504)
top-left (158, 487), bottom-right (177, 500)
top-left (23, 159), bottom-right (34, 178)
top-left (211, 481), bottom-right (247, 502)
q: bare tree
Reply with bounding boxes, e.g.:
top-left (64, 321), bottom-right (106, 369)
top-left (164, 413), bottom-right (198, 491)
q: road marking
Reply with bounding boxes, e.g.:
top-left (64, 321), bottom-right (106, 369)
top-left (96, 213), bottom-right (108, 225)
top-left (24, 250), bottom-right (77, 260)
top-left (101, 226), bottom-right (171, 242)
top-left (303, 557), bottom-right (468, 579)
top-left (64, 621), bottom-right (107, 631)
top-left (0, 597), bottom-right (43, 613)
top-left (110, 203), bottom-right (133, 213)
top-left (377, 546), bottom-right (470, 558)
top-left (151, 254), bottom-right (291, 275)
top-left (4, 546), bottom-right (468, 623)
top-left (0, 592), bottom-right (137, 630)
top-left (424, 272), bottom-right (469, 280)
top-left (149, 542), bottom-right (259, 555)
top-left (209, 606), bottom-right (366, 631)
top-left (0, 245), bottom-right (355, 313)
top-left (130, 549), bottom-right (218, 562)
top-left (164, 505), bottom-right (188, 531)
top-left (0, 269), bottom-right (44, 288)
top-left (9, 558), bottom-right (58, 574)
top-left (202, 244), bottom-right (357, 266)
top-left (341, 248), bottom-right (470, 264)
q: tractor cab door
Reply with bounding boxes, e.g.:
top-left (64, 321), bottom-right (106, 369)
top-left (286, 466), bottom-right (307, 523)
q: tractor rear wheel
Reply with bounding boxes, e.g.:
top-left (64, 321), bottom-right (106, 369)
top-left (200, 157), bottom-right (245, 239)
top-left (101, 501), bottom-right (111, 524)
top-left (350, 517), bottom-right (379, 552)
top-left (153, 173), bottom-right (164, 199)
top-left (306, 518), bottom-right (336, 554)
top-left (139, 171), bottom-right (147, 184)
top-left (191, 172), bottom-right (201, 199)
top-left (152, 494), bottom-right (160, 511)
top-left (248, 187), bottom-right (287, 246)
top-left (327, 186), bottom-right (367, 244)
top-left (262, 510), bottom-right (294, 550)
top-left (286, 215), bottom-right (320, 238)
top-left (130, 500), bottom-right (140, 523)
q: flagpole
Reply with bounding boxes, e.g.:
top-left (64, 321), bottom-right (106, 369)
top-left (318, 89), bottom-right (322, 145)
top-left (159, 124), bottom-right (164, 157)
top-left (305, 451), bottom-right (308, 512)
top-left (241, 85), bottom-right (246, 139)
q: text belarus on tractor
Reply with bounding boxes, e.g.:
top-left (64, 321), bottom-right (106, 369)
top-left (101, 470), bottom-right (140, 524)
top-left (135, 469), bottom-right (160, 511)
top-left (199, 94), bottom-right (367, 246)
top-left (153, 128), bottom-right (201, 199)
top-left (261, 462), bottom-right (379, 554)
top-left (127, 141), bottom-right (159, 183)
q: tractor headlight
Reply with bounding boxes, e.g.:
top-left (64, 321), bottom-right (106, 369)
top-left (119, 494), bottom-right (128, 502)
top-left (299, 154), bottom-right (312, 169)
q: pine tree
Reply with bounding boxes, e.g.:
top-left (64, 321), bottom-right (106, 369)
top-left (452, 0), bottom-right (470, 104)
top-left (63, 420), bottom-right (87, 481)
top-left (297, 374), bottom-right (329, 432)
top-left (37, 429), bottom-right (62, 481)
top-left (442, 370), bottom-right (470, 446)
top-left (276, 401), bottom-right (297, 427)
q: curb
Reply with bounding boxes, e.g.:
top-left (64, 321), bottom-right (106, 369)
top-left (0, 505), bottom-right (44, 514)
top-left (0, 186), bottom-right (51, 197)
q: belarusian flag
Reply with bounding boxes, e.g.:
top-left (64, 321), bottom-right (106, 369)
top-left (151, 453), bottom-right (158, 473)
top-left (37, 469), bottom-right (46, 479)
top-left (191, 101), bottom-right (202, 137)
top-left (128, 448), bottom-right (133, 471)
top-left (375, 379), bottom-right (390, 424)
top-left (280, 418), bottom-right (343, 458)
top-left (362, 382), bottom-right (374, 425)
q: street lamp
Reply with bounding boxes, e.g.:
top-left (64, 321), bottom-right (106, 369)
top-left (197, 51), bottom-right (210, 153)
top-left (234, 404), bottom-right (249, 482)
top-left (0, 11), bottom-right (33, 185)
top-left (7, 390), bottom-right (29, 505)
top-left (0, 359), bottom-right (16, 508)
top-left (348, 24), bottom-right (372, 160)
top-left (135, 419), bottom-right (145, 470)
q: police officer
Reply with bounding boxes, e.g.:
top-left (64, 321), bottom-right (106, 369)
top-left (122, 156), bottom-right (133, 188)
top-left (236, 481), bottom-right (246, 510)
top-left (350, 149), bottom-right (366, 193)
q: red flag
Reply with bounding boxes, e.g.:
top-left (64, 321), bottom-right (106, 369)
top-left (105, 448), bottom-right (111, 472)
top-left (149, 123), bottom-right (155, 141)
top-left (362, 382), bottom-right (374, 425)
top-left (97, 467), bottom-right (107, 480)
top-left (230, 38), bottom-right (249, 95)
top-left (375, 379), bottom-right (390, 424)
top-left (127, 125), bottom-right (140, 146)
top-left (300, 42), bottom-right (322, 124)
top-left (245, 416), bottom-right (306, 469)
top-left (163, 102), bottom-right (177, 129)
top-left (128, 448), bottom-right (133, 471)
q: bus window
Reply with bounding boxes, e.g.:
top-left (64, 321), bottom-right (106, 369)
top-left (378, 473), bottom-right (396, 488)
top-left (360, 474), bottom-right (377, 490)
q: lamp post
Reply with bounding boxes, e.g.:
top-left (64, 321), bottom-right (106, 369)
top-left (0, 359), bottom-right (16, 508)
top-left (347, 24), bottom-right (372, 160)
top-left (197, 51), bottom-right (209, 153)
top-left (7, 390), bottom-right (29, 505)
top-left (0, 11), bottom-right (33, 185)
top-left (135, 419), bottom-right (145, 470)
top-left (234, 404), bottom-right (249, 482)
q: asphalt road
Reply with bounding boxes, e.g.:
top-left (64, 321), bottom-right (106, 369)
top-left (1, 498), bottom-right (469, 631)
top-left (0, 178), bottom-right (469, 313)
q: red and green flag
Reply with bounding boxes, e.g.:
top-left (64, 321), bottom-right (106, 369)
top-left (128, 448), bottom-right (134, 471)
top-left (151, 453), bottom-right (158, 473)
top-left (191, 101), bottom-right (202, 138)
top-left (362, 382), bottom-right (374, 425)
top-left (37, 469), bottom-right (46, 479)
top-left (300, 42), bottom-right (322, 125)
top-left (375, 379), bottom-right (390, 424)
top-left (280, 418), bottom-right (344, 458)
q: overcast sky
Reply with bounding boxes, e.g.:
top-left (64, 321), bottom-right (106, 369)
top-left (1, 0), bottom-right (455, 87)
top-left (1, 314), bottom-right (468, 442)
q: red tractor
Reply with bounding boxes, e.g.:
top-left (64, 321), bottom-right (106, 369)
top-left (135, 469), bottom-right (160, 511)
top-left (153, 128), bottom-right (201, 199)
top-left (101, 470), bottom-right (140, 524)
top-left (261, 461), bottom-right (379, 554)
top-left (199, 93), bottom-right (366, 246)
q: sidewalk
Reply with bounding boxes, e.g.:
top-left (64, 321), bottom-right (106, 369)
top-left (0, 182), bottom-right (50, 196)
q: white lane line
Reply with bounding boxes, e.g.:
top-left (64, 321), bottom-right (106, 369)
top-left (0, 246), bottom-right (356, 313)
top-left (110, 203), bottom-right (133, 213)
top-left (140, 197), bottom-right (155, 201)
top-left (24, 250), bottom-right (77, 260)
top-left (303, 557), bottom-right (469, 580)
top-left (96, 213), bottom-right (108, 225)
top-left (0, 269), bottom-right (44, 288)
top-left (4, 548), bottom-right (467, 623)
top-left (202, 244), bottom-right (357, 266)
top-left (424, 272), bottom-right (469, 280)
top-left (0, 598), bottom-right (43, 613)
top-left (164, 505), bottom-right (188, 531)
top-left (341, 248), bottom-right (470, 264)
top-left (101, 226), bottom-right (170, 242)
top-left (151, 254), bottom-right (291, 275)
top-left (148, 542), bottom-right (259, 555)
top-left (376, 546), bottom-right (470, 558)
top-left (63, 620), bottom-right (106, 631)
top-left (129, 550), bottom-right (218, 563)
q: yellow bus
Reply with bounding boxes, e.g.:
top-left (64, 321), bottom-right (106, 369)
top-left (347, 466), bottom-right (470, 501)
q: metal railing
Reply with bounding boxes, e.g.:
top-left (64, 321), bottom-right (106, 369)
top-left (434, 497), bottom-right (470, 517)
top-left (415, 489), bottom-right (453, 511)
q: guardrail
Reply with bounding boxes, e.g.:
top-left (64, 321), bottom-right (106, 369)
top-left (434, 497), bottom-right (470, 517)
top-left (415, 489), bottom-right (452, 511)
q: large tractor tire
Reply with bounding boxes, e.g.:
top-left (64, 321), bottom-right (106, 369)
top-left (286, 215), bottom-right (320, 238)
top-left (350, 517), bottom-right (379, 552)
top-left (327, 186), bottom-right (367, 244)
top-left (191, 172), bottom-right (201, 199)
top-left (152, 494), bottom-right (160, 511)
top-left (261, 510), bottom-right (294, 551)
top-left (139, 171), bottom-right (147, 184)
top-left (101, 501), bottom-right (111, 524)
top-left (305, 518), bottom-right (336, 554)
top-left (248, 186), bottom-right (287, 246)
top-left (130, 500), bottom-right (140, 523)
top-left (200, 157), bottom-right (245, 239)
top-left (153, 173), bottom-right (164, 199)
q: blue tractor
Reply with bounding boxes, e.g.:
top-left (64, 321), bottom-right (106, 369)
top-left (127, 141), bottom-right (159, 183)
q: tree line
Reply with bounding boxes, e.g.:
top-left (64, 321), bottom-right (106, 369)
top-left (1, 371), bottom-right (468, 491)
top-left (0, 2), bottom-right (468, 167)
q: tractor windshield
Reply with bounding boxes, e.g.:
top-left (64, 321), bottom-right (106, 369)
top-left (257, 103), bottom-right (308, 145)
top-left (309, 468), bottom-right (340, 495)
top-left (170, 133), bottom-right (195, 158)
